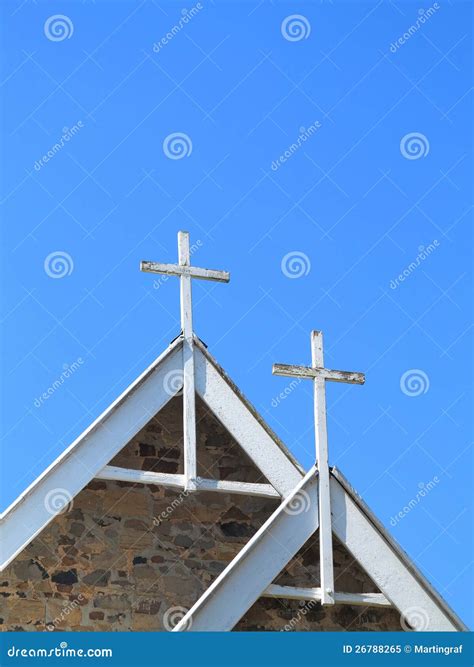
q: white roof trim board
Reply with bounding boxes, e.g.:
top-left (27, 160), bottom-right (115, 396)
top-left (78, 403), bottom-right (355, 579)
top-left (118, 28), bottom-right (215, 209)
top-left (0, 335), bottom-right (300, 570)
top-left (0, 335), bottom-right (467, 631)
top-left (173, 467), bottom-right (320, 631)
top-left (0, 336), bottom-right (183, 571)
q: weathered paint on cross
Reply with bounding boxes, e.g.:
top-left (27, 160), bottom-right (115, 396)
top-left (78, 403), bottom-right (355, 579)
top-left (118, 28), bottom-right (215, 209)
top-left (310, 331), bottom-right (334, 605)
top-left (272, 330), bottom-right (365, 606)
top-left (140, 231), bottom-right (230, 490)
top-left (178, 232), bottom-right (197, 490)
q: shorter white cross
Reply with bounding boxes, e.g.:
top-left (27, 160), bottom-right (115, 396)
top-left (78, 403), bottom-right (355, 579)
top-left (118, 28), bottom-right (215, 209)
top-left (273, 331), bottom-right (365, 605)
top-left (141, 231), bottom-right (230, 490)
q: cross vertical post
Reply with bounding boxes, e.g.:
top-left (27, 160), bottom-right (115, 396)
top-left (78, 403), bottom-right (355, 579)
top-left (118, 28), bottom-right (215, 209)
top-left (178, 232), bottom-right (197, 491)
top-left (272, 330), bottom-right (365, 606)
top-left (311, 330), bottom-right (334, 605)
top-left (140, 231), bottom-right (230, 492)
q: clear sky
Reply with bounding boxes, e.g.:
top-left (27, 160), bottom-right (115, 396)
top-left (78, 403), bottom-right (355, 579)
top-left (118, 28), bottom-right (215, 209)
top-left (0, 0), bottom-right (472, 626)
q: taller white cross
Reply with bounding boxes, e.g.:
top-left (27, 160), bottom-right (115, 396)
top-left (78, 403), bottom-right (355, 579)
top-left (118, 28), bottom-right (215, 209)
top-left (273, 331), bottom-right (365, 605)
top-left (141, 231), bottom-right (230, 490)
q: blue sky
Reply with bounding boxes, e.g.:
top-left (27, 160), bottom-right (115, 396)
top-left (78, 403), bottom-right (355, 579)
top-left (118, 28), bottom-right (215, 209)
top-left (0, 0), bottom-right (472, 625)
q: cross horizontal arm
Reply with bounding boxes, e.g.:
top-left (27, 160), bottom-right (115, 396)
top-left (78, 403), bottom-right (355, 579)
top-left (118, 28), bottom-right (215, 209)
top-left (272, 363), bottom-right (365, 385)
top-left (140, 261), bottom-right (230, 283)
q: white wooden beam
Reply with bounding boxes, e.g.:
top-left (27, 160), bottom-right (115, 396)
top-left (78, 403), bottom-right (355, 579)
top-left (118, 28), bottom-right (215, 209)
top-left (0, 338), bottom-right (183, 571)
top-left (311, 331), bottom-right (334, 605)
top-left (173, 467), bottom-right (319, 632)
top-left (96, 466), bottom-right (280, 499)
top-left (193, 339), bottom-right (304, 498)
top-left (97, 466), bottom-right (185, 489)
top-left (272, 363), bottom-right (365, 385)
top-left (178, 232), bottom-right (197, 492)
top-left (263, 584), bottom-right (392, 608)
top-left (140, 261), bottom-right (229, 283)
top-left (330, 473), bottom-right (465, 631)
top-left (196, 478), bottom-right (280, 498)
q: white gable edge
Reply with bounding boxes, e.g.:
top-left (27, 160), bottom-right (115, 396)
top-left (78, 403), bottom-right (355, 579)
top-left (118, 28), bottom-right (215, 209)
top-left (0, 334), bottom-right (305, 571)
top-left (174, 466), bottom-right (319, 631)
top-left (330, 470), bottom-right (468, 631)
top-left (0, 337), bottom-right (183, 570)
top-left (173, 468), bottom-right (466, 631)
top-left (0, 333), bottom-right (466, 631)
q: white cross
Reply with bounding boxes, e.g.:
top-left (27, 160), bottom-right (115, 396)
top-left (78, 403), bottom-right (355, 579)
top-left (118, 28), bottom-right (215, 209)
top-left (273, 331), bottom-right (365, 605)
top-left (141, 231), bottom-right (230, 490)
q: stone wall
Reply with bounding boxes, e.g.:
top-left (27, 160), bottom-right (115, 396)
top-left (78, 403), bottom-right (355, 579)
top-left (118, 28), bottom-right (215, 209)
top-left (1, 396), bottom-right (402, 631)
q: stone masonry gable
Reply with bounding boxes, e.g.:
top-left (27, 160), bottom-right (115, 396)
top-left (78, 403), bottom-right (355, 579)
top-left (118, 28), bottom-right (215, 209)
top-left (1, 396), bottom-right (401, 631)
top-left (109, 395), bottom-right (271, 484)
top-left (236, 534), bottom-right (403, 631)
